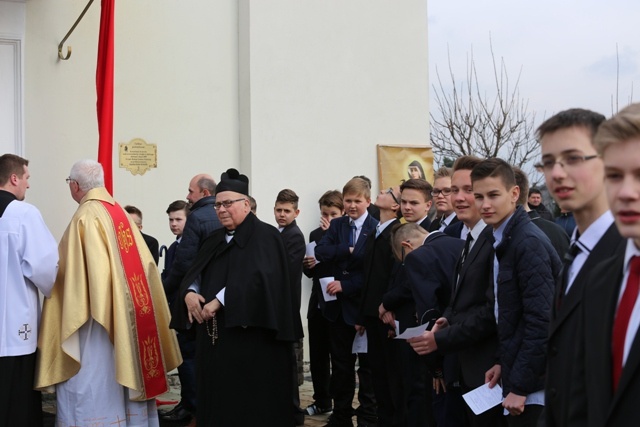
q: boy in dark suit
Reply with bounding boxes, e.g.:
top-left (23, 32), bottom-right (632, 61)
top-left (429, 167), bottom-right (458, 232)
top-left (274, 189), bottom-right (307, 426)
top-left (303, 190), bottom-right (344, 416)
top-left (472, 158), bottom-right (561, 426)
top-left (357, 186), bottom-right (401, 425)
top-left (579, 103), bottom-right (640, 426)
top-left (414, 155), bottom-right (503, 427)
top-left (535, 108), bottom-right (622, 427)
top-left (379, 177), bottom-right (435, 426)
top-left (124, 205), bottom-right (160, 264)
top-left (316, 177), bottom-right (378, 427)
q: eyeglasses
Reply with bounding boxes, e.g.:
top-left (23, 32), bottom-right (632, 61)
top-left (535, 154), bottom-right (598, 172)
top-left (387, 188), bottom-right (400, 204)
top-left (214, 198), bottom-right (246, 210)
top-left (431, 188), bottom-right (452, 197)
top-left (65, 177), bottom-right (76, 184)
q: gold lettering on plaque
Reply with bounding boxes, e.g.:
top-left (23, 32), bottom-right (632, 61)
top-left (119, 138), bottom-right (157, 176)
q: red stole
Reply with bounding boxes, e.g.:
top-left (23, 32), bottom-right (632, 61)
top-left (100, 200), bottom-right (167, 397)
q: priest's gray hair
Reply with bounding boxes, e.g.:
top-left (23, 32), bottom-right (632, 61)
top-left (70, 159), bottom-right (105, 191)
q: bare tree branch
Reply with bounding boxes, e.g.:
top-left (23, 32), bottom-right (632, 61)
top-left (430, 39), bottom-right (539, 178)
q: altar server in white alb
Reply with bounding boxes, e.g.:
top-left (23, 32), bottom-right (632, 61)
top-left (0, 153), bottom-right (59, 427)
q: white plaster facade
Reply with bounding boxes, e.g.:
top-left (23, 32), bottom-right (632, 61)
top-left (2, 0), bottom-right (430, 324)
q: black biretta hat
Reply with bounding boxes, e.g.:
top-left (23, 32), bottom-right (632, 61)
top-left (215, 168), bottom-right (249, 196)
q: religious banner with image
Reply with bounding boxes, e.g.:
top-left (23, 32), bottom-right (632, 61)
top-left (377, 144), bottom-right (434, 189)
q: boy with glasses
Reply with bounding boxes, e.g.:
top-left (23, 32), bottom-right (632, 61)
top-left (430, 167), bottom-right (458, 232)
top-left (536, 109), bottom-right (622, 427)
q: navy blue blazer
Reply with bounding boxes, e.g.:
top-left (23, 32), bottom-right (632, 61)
top-left (404, 232), bottom-right (465, 321)
top-left (315, 214), bottom-right (378, 325)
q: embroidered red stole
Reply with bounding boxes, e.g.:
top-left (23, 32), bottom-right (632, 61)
top-left (100, 200), bottom-right (167, 397)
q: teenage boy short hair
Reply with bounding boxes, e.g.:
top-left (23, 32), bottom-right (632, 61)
top-left (124, 205), bottom-right (143, 219)
top-left (166, 200), bottom-right (189, 215)
top-left (248, 195), bottom-right (257, 214)
top-left (536, 108), bottom-right (606, 140)
top-left (594, 103), bottom-right (640, 155)
top-left (352, 175), bottom-right (373, 189)
top-left (433, 167), bottom-right (452, 180)
top-left (400, 178), bottom-right (434, 201)
top-left (318, 190), bottom-right (344, 211)
top-left (452, 155), bottom-right (483, 172)
top-left (343, 177), bottom-right (370, 199)
top-left (276, 189), bottom-right (299, 209)
top-left (389, 222), bottom-right (426, 261)
top-left (513, 167), bottom-right (530, 206)
top-left (470, 157), bottom-right (517, 189)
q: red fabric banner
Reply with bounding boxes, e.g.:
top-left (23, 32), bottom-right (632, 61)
top-left (96, 0), bottom-right (115, 195)
top-left (100, 200), bottom-right (169, 398)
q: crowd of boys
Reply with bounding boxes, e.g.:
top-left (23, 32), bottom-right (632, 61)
top-left (3, 104), bottom-right (640, 427)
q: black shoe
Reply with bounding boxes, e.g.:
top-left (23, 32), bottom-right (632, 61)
top-left (323, 415), bottom-right (352, 427)
top-left (160, 405), bottom-right (192, 422)
top-left (306, 403), bottom-right (333, 416)
top-left (294, 411), bottom-right (305, 426)
top-left (158, 402), bottom-right (183, 417)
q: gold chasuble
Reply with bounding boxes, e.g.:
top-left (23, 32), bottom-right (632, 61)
top-left (35, 188), bottom-right (181, 400)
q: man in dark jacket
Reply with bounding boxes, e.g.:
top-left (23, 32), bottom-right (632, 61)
top-left (162, 173), bottom-right (221, 423)
top-left (512, 168), bottom-right (570, 259)
top-left (471, 158), bottom-right (561, 427)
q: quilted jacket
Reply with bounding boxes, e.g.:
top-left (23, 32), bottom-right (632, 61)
top-left (493, 206), bottom-right (562, 396)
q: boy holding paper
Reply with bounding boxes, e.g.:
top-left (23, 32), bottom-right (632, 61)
top-left (315, 178), bottom-right (378, 427)
top-left (303, 190), bottom-right (344, 416)
top-left (471, 158), bottom-right (561, 426)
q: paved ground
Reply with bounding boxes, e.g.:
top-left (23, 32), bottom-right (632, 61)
top-left (42, 372), bottom-right (353, 426)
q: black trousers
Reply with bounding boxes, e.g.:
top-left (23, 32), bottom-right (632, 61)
top-left (507, 404), bottom-right (543, 427)
top-left (327, 313), bottom-right (376, 425)
top-left (0, 352), bottom-right (42, 427)
top-left (177, 331), bottom-right (197, 412)
top-left (308, 309), bottom-right (332, 407)
top-left (364, 315), bottom-right (404, 426)
top-left (392, 338), bottom-right (434, 427)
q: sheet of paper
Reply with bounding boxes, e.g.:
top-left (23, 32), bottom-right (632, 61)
top-left (462, 383), bottom-right (503, 415)
top-left (352, 331), bottom-right (367, 354)
top-left (394, 320), bottom-right (400, 337)
top-left (319, 276), bottom-right (337, 301)
top-left (394, 322), bottom-right (429, 340)
top-left (305, 241), bottom-right (318, 260)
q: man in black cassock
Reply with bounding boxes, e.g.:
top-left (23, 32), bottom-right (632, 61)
top-left (170, 168), bottom-right (301, 426)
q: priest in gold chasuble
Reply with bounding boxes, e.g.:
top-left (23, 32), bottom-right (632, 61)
top-left (35, 160), bottom-right (181, 427)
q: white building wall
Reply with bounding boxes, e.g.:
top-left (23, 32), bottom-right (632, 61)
top-left (21, 0), bottom-right (429, 330)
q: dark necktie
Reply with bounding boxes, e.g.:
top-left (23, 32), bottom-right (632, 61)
top-left (612, 255), bottom-right (640, 391)
top-left (455, 233), bottom-right (474, 288)
top-left (349, 221), bottom-right (356, 247)
top-left (557, 243), bottom-right (581, 310)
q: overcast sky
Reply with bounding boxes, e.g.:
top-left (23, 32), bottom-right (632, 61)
top-left (428, 0), bottom-right (639, 126)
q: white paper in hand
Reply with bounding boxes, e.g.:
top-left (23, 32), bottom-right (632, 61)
top-left (305, 242), bottom-right (318, 263)
top-left (319, 277), bottom-right (337, 301)
top-left (462, 383), bottom-right (503, 415)
top-left (394, 322), bottom-right (429, 340)
top-left (352, 331), bottom-right (367, 354)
